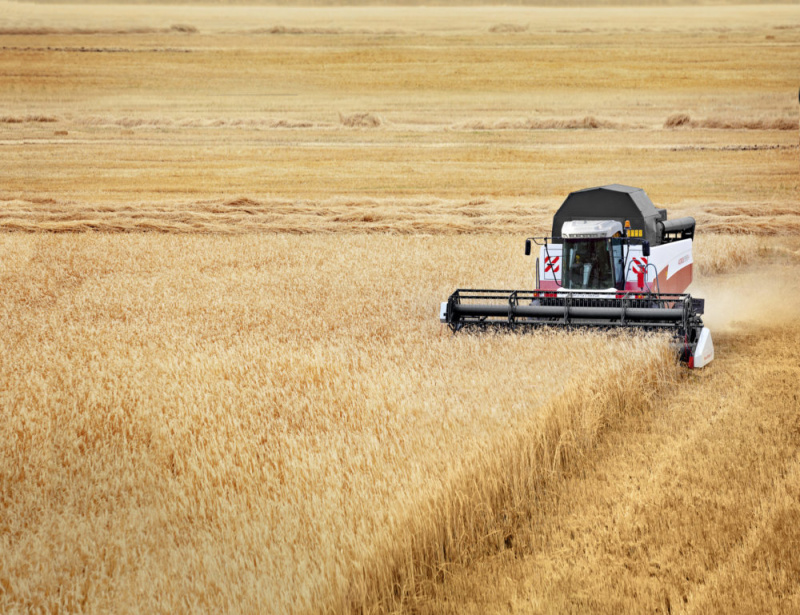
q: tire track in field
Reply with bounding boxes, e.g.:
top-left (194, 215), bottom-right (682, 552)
top-left (412, 264), bottom-right (800, 614)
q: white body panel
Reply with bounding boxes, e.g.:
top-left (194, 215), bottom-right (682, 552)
top-left (643, 238), bottom-right (693, 289)
top-left (439, 301), bottom-right (448, 323)
top-left (538, 244), bottom-right (563, 285)
top-left (692, 327), bottom-right (714, 368)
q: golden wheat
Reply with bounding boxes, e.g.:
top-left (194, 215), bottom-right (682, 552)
top-left (0, 234), bottom-right (678, 613)
top-left (1, 3), bottom-right (799, 613)
top-left (416, 311), bottom-right (800, 614)
top-left (693, 234), bottom-right (770, 275)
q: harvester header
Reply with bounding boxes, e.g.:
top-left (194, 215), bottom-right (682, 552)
top-left (440, 185), bottom-right (714, 368)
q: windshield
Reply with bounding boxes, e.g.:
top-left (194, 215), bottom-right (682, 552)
top-left (562, 239), bottom-right (614, 289)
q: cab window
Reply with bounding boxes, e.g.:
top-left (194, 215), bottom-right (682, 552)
top-left (562, 239), bottom-right (614, 289)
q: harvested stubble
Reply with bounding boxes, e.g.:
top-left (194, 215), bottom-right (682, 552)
top-left (0, 234), bottom-right (677, 613)
top-left (664, 113), bottom-right (798, 130)
top-left (3, 197), bottom-right (798, 241)
top-left (0, 196), bottom-right (555, 235)
top-left (339, 112), bottom-right (383, 128)
top-left (454, 116), bottom-right (621, 130)
top-left (689, 203), bottom-right (800, 237)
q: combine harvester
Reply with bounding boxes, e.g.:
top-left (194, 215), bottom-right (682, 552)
top-left (440, 185), bottom-right (714, 368)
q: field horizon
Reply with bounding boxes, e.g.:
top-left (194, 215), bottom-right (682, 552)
top-left (12, 0), bottom-right (800, 6)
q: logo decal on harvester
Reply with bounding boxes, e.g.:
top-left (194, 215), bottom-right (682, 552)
top-left (544, 256), bottom-right (560, 274)
top-left (632, 257), bottom-right (648, 275)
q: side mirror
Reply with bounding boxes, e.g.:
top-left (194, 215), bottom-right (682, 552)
top-left (524, 239), bottom-right (532, 256)
top-left (642, 240), bottom-right (650, 257)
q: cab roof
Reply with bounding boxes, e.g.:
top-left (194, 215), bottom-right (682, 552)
top-left (551, 185), bottom-right (667, 245)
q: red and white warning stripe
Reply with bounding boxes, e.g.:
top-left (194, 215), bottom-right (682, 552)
top-left (544, 256), bottom-right (560, 274)
top-left (632, 257), bottom-right (648, 275)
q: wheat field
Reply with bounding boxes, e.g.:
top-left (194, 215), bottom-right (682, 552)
top-left (0, 234), bottom-right (682, 612)
top-left (1, 2), bottom-right (799, 613)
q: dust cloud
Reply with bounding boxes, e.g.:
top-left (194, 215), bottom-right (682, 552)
top-left (693, 261), bottom-right (800, 332)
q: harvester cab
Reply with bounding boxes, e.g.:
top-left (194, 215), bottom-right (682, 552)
top-left (538, 219), bottom-right (628, 292)
top-left (440, 185), bottom-right (714, 368)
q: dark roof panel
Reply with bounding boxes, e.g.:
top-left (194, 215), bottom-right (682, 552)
top-left (551, 185), bottom-right (664, 244)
